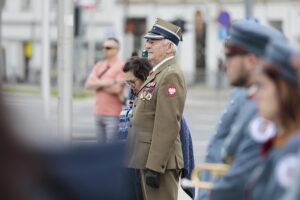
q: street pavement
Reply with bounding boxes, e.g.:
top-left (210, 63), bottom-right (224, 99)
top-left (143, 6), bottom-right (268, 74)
top-left (3, 83), bottom-right (230, 200)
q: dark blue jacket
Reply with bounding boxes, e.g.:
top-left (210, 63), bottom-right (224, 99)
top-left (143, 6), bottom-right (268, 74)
top-left (180, 117), bottom-right (195, 199)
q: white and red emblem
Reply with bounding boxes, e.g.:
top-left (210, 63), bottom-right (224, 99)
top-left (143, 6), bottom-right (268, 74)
top-left (276, 154), bottom-right (300, 188)
top-left (167, 85), bottom-right (177, 97)
top-left (249, 116), bottom-right (276, 143)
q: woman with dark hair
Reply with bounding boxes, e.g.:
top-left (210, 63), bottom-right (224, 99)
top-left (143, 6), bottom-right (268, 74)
top-left (118, 57), bottom-right (153, 140)
top-left (246, 41), bottom-right (300, 200)
top-left (119, 57), bottom-right (153, 200)
top-left (123, 57), bottom-right (153, 94)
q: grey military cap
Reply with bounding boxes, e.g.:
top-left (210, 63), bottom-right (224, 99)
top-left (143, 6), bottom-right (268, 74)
top-left (264, 41), bottom-right (299, 85)
top-left (144, 17), bottom-right (183, 45)
top-left (227, 19), bottom-right (285, 56)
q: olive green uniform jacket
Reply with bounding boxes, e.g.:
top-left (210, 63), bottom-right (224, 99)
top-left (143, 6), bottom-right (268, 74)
top-left (127, 57), bottom-right (187, 173)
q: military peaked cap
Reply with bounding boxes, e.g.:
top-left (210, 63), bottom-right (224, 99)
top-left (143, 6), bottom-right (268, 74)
top-left (144, 17), bottom-right (183, 45)
top-left (227, 19), bottom-right (285, 56)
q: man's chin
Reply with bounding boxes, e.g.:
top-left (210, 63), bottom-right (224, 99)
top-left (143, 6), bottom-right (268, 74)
top-left (147, 55), bottom-right (153, 60)
top-left (147, 57), bottom-right (155, 65)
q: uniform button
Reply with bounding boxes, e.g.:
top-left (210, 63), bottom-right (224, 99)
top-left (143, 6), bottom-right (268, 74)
top-left (129, 124), bottom-right (132, 128)
top-left (161, 165), bottom-right (165, 169)
top-left (134, 104), bottom-right (137, 108)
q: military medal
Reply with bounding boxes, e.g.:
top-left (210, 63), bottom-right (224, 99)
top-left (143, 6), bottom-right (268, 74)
top-left (140, 82), bottom-right (156, 100)
top-left (147, 82), bottom-right (156, 87)
top-left (145, 93), bottom-right (152, 100)
top-left (139, 92), bottom-right (145, 100)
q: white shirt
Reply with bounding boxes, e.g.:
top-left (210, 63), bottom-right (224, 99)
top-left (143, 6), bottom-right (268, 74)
top-left (152, 56), bottom-right (175, 72)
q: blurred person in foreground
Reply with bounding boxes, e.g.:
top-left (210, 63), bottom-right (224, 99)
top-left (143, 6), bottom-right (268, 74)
top-left (126, 18), bottom-right (187, 200)
top-left (198, 19), bottom-right (285, 200)
top-left (0, 89), bottom-right (39, 200)
top-left (85, 37), bottom-right (125, 143)
top-left (0, 90), bottom-right (132, 200)
top-left (245, 41), bottom-right (300, 200)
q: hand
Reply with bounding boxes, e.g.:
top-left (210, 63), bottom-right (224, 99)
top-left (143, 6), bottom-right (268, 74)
top-left (145, 169), bottom-right (160, 188)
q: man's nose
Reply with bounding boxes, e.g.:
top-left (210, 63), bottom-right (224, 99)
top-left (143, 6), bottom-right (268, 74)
top-left (144, 42), bottom-right (150, 49)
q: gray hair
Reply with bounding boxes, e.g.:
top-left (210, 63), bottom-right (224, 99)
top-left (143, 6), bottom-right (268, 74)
top-left (163, 39), bottom-right (177, 55)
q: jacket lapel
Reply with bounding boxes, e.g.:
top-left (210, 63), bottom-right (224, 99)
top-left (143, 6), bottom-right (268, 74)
top-left (136, 58), bottom-right (176, 95)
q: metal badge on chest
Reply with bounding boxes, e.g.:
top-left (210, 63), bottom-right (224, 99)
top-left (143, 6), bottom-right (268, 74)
top-left (140, 82), bottom-right (156, 101)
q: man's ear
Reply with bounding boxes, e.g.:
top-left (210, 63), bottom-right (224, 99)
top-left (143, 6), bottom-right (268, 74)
top-left (166, 42), bottom-right (173, 54)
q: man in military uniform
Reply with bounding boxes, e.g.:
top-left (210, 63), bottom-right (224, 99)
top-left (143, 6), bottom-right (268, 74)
top-left (198, 87), bottom-right (247, 199)
top-left (126, 18), bottom-right (187, 200)
top-left (204, 20), bottom-right (285, 199)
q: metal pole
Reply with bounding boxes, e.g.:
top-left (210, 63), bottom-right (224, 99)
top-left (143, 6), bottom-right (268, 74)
top-left (57, 0), bottom-right (74, 143)
top-left (74, 4), bottom-right (82, 96)
top-left (41, 0), bottom-right (51, 120)
top-left (245, 0), bottom-right (253, 19)
top-left (87, 9), bottom-right (96, 71)
top-left (0, 0), bottom-right (5, 85)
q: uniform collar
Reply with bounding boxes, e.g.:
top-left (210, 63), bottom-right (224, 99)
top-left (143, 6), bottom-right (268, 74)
top-left (136, 57), bottom-right (176, 95)
top-left (152, 56), bottom-right (175, 72)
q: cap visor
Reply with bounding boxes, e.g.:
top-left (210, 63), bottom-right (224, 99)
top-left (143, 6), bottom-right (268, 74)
top-left (144, 32), bottom-right (164, 40)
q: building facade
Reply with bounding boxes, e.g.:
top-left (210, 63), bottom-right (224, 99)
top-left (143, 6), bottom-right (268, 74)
top-left (1, 0), bottom-right (300, 86)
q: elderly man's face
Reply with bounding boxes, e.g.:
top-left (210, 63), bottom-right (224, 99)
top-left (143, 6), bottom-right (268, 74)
top-left (144, 39), bottom-right (169, 65)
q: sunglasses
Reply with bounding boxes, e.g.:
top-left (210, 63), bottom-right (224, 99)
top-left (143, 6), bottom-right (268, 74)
top-left (103, 46), bottom-right (116, 50)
